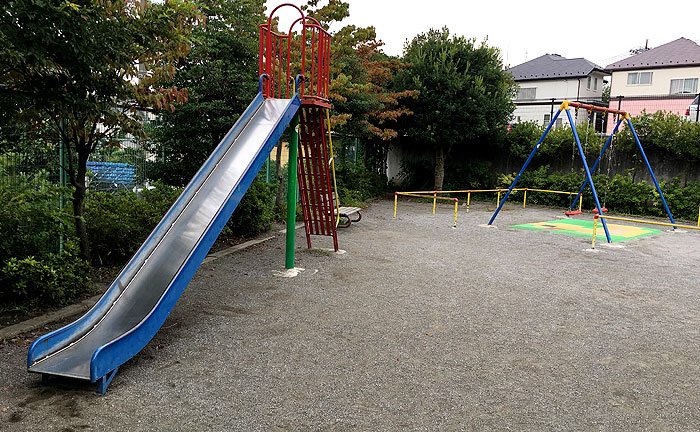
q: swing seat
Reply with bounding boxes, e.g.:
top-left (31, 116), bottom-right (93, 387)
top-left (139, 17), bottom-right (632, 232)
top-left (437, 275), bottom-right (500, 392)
top-left (591, 208), bottom-right (608, 214)
top-left (565, 210), bottom-right (583, 216)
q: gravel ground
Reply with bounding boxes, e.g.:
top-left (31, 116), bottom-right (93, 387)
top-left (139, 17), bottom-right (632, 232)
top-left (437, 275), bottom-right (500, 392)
top-left (1, 198), bottom-right (699, 431)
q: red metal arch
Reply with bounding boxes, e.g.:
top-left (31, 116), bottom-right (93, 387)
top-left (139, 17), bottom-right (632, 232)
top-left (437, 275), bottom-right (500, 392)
top-left (259, 4), bottom-right (330, 101)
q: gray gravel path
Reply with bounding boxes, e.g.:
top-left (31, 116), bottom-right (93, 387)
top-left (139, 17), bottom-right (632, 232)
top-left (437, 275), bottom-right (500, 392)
top-left (1, 198), bottom-right (699, 431)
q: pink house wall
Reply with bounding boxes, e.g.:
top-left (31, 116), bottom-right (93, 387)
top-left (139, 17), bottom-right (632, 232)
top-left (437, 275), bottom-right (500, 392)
top-left (606, 97), bottom-right (695, 134)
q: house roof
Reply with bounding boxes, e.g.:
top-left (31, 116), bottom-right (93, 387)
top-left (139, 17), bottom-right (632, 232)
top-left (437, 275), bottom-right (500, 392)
top-left (507, 54), bottom-right (606, 81)
top-left (86, 161), bottom-right (136, 187)
top-left (606, 38), bottom-right (700, 71)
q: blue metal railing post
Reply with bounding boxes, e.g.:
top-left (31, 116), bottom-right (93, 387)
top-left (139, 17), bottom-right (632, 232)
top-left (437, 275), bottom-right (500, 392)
top-left (569, 118), bottom-right (623, 211)
top-left (566, 109), bottom-right (611, 243)
top-left (488, 109), bottom-right (562, 225)
top-left (626, 117), bottom-right (676, 226)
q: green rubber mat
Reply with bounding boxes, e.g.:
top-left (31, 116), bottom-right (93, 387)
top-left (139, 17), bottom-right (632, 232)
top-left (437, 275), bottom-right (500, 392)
top-left (510, 219), bottom-right (662, 243)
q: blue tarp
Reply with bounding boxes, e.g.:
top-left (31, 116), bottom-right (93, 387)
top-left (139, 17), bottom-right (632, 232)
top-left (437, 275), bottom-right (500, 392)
top-left (87, 162), bottom-right (136, 188)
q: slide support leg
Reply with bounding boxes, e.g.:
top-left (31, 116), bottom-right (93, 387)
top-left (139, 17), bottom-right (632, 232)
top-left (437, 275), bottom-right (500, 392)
top-left (97, 367), bottom-right (118, 395)
top-left (286, 113), bottom-right (300, 269)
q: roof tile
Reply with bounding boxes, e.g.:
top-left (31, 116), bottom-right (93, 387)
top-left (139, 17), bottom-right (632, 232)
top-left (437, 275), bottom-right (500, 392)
top-left (606, 38), bottom-right (700, 71)
top-left (507, 54), bottom-right (605, 81)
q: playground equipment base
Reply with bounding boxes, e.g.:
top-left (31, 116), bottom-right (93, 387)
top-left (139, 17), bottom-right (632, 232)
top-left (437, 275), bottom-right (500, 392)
top-left (511, 219), bottom-right (661, 243)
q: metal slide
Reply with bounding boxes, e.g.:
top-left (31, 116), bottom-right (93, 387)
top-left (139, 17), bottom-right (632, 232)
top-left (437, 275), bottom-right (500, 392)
top-left (27, 93), bottom-right (300, 393)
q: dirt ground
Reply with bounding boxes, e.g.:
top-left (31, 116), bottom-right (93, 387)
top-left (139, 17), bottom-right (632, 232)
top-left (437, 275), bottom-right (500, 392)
top-left (1, 198), bottom-right (699, 431)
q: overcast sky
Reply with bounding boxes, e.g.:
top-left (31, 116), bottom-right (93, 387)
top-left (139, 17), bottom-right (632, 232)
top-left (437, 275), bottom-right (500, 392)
top-left (265, 0), bottom-right (700, 69)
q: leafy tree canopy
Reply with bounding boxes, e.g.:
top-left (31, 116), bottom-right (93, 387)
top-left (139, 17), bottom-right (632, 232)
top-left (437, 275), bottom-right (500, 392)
top-left (150, 0), bottom-right (265, 186)
top-left (303, 0), bottom-right (415, 174)
top-left (395, 27), bottom-right (517, 189)
top-left (0, 0), bottom-right (201, 260)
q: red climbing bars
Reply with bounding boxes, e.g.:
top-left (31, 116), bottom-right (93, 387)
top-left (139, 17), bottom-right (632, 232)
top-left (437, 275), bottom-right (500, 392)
top-left (259, 6), bottom-right (331, 102)
top-left (297, 104), bottom-right (338, 251)
top-left (259, 5), bottom-right (336, 250)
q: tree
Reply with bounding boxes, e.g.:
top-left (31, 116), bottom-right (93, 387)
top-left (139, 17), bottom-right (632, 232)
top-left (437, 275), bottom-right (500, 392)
top-left (304, 0), bottom-right (415, 176)
top-left (1, 0), bottom-right (200, 261)
top-left (150, 0), bottom-right (264, 186)
top-left (396, 28), bottom-right (517, 190)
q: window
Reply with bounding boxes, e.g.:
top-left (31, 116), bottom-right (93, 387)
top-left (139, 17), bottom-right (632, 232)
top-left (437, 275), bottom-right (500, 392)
top-left (543, 113), bottom-right (551, 125)
top-left (670, 78), bottom-right (698, 94)
top-left (517, 87), bottom-right (536, 100)
top-left (594, 77), bottom-right (598, 90)
top-left (627, 71), bottom-right (653, 85)
top-left (556, 118), bottom-right (563, 128)
top-left (587, 76), bottom-right (591, 89)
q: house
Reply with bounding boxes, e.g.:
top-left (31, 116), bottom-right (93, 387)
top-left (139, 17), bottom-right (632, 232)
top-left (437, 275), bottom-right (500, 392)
top-left (606, 37), bottom-right (700, 132)
top-left (508, 54), bottom-right (608, 130)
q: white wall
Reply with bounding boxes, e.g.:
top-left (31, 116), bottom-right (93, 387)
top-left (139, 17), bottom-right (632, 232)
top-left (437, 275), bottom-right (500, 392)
top-left (386, 143), bottom-right (432, 185)
top-left (609, 66), bottom-right (700, 96)
top-left (516, 71), bottom-right (606, 102)
top-left (513, 72), bottom-right (606, 126)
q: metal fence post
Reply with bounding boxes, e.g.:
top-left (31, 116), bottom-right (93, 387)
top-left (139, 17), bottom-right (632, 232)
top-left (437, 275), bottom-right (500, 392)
top-left (59, 120), bottom-right (66, 254)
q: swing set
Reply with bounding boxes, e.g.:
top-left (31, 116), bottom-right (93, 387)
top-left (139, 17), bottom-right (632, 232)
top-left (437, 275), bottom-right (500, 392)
top-left (489, 100), bottom-right (676, 243)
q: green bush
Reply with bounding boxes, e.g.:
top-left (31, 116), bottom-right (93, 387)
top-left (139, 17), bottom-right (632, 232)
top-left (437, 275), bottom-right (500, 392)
top-left (85, 182), bottom-right (182, 266)
top-left (615, 111), bottom-right (700, 160)
top-left (224, 177), bottom-right (277, 237)
top-left (0, 241), bottom-right (90, 310)
top-left (86, 177), bottom-right (280, 266)
top-left (0, 184), bottom-right (73, 263)
top-left (334, 160), bottom-right (386, 206)
top-left (657, 178), bottom-right (700, 220)
top-left (505, 121), bottom-right (603, 163)
top-left (0, 184), bottom-right (91, 311)
top-left (497, 165), bottom-right (700, 222)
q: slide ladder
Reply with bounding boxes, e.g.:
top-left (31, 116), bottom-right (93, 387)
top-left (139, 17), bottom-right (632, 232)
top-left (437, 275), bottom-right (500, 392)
top-left (297, 101), bottom-right (339, 251)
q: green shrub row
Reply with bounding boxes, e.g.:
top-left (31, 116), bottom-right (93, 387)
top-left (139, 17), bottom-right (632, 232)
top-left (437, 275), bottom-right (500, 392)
top-left (85, 176), bottom-right (279, 267)
top-left (84, 182), bottom-right (183, 266)
top-left (1, 174), bottom-right (281, 311)
top-left (506, 111), bottom-right (700, 163)
top-left (615, 111), bottom-right (700, 160)
top-left (1, 241), bottom-right (91, 310)
top-left (497, 166), bottom-right (700, 222)
top-left (507, 120), bottom-right (604, 162)
top-left (221, 177), bottom-right (278, 237)
top-left (334, 160), bottom-right (386, 207)
top-left (0, 185), bottom-right (91, 310)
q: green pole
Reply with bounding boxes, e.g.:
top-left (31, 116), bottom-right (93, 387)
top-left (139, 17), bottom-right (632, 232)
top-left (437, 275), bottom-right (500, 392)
top-left (285, 114), bottom-right (300, 269)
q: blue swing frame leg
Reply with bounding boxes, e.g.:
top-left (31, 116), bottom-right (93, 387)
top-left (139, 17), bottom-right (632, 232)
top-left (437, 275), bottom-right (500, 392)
top-left (488, 109), bottom-right (562, 225)
top-left (626, 118), bottom-right (676, 226)
top-left (97, 367), bottom-right (118, 395)
top-left (566, 109), bottom-right (611, 242)
top-left (569, 118), bottom-right (624, 211)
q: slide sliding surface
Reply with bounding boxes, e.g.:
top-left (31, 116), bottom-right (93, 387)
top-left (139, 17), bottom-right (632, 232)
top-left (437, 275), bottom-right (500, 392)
top-left (28, 94), bottom-right (300, 390)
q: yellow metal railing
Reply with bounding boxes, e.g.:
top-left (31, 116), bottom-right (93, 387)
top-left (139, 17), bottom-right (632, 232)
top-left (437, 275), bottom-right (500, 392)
top-left (394, 192), bottom-right (459, 227)
top-left (518, 188), bottom-right (583, 214)
top-left (398, 188), bottom-right (582, 214)
top-left (591, 214), bottom-right (700, 249)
